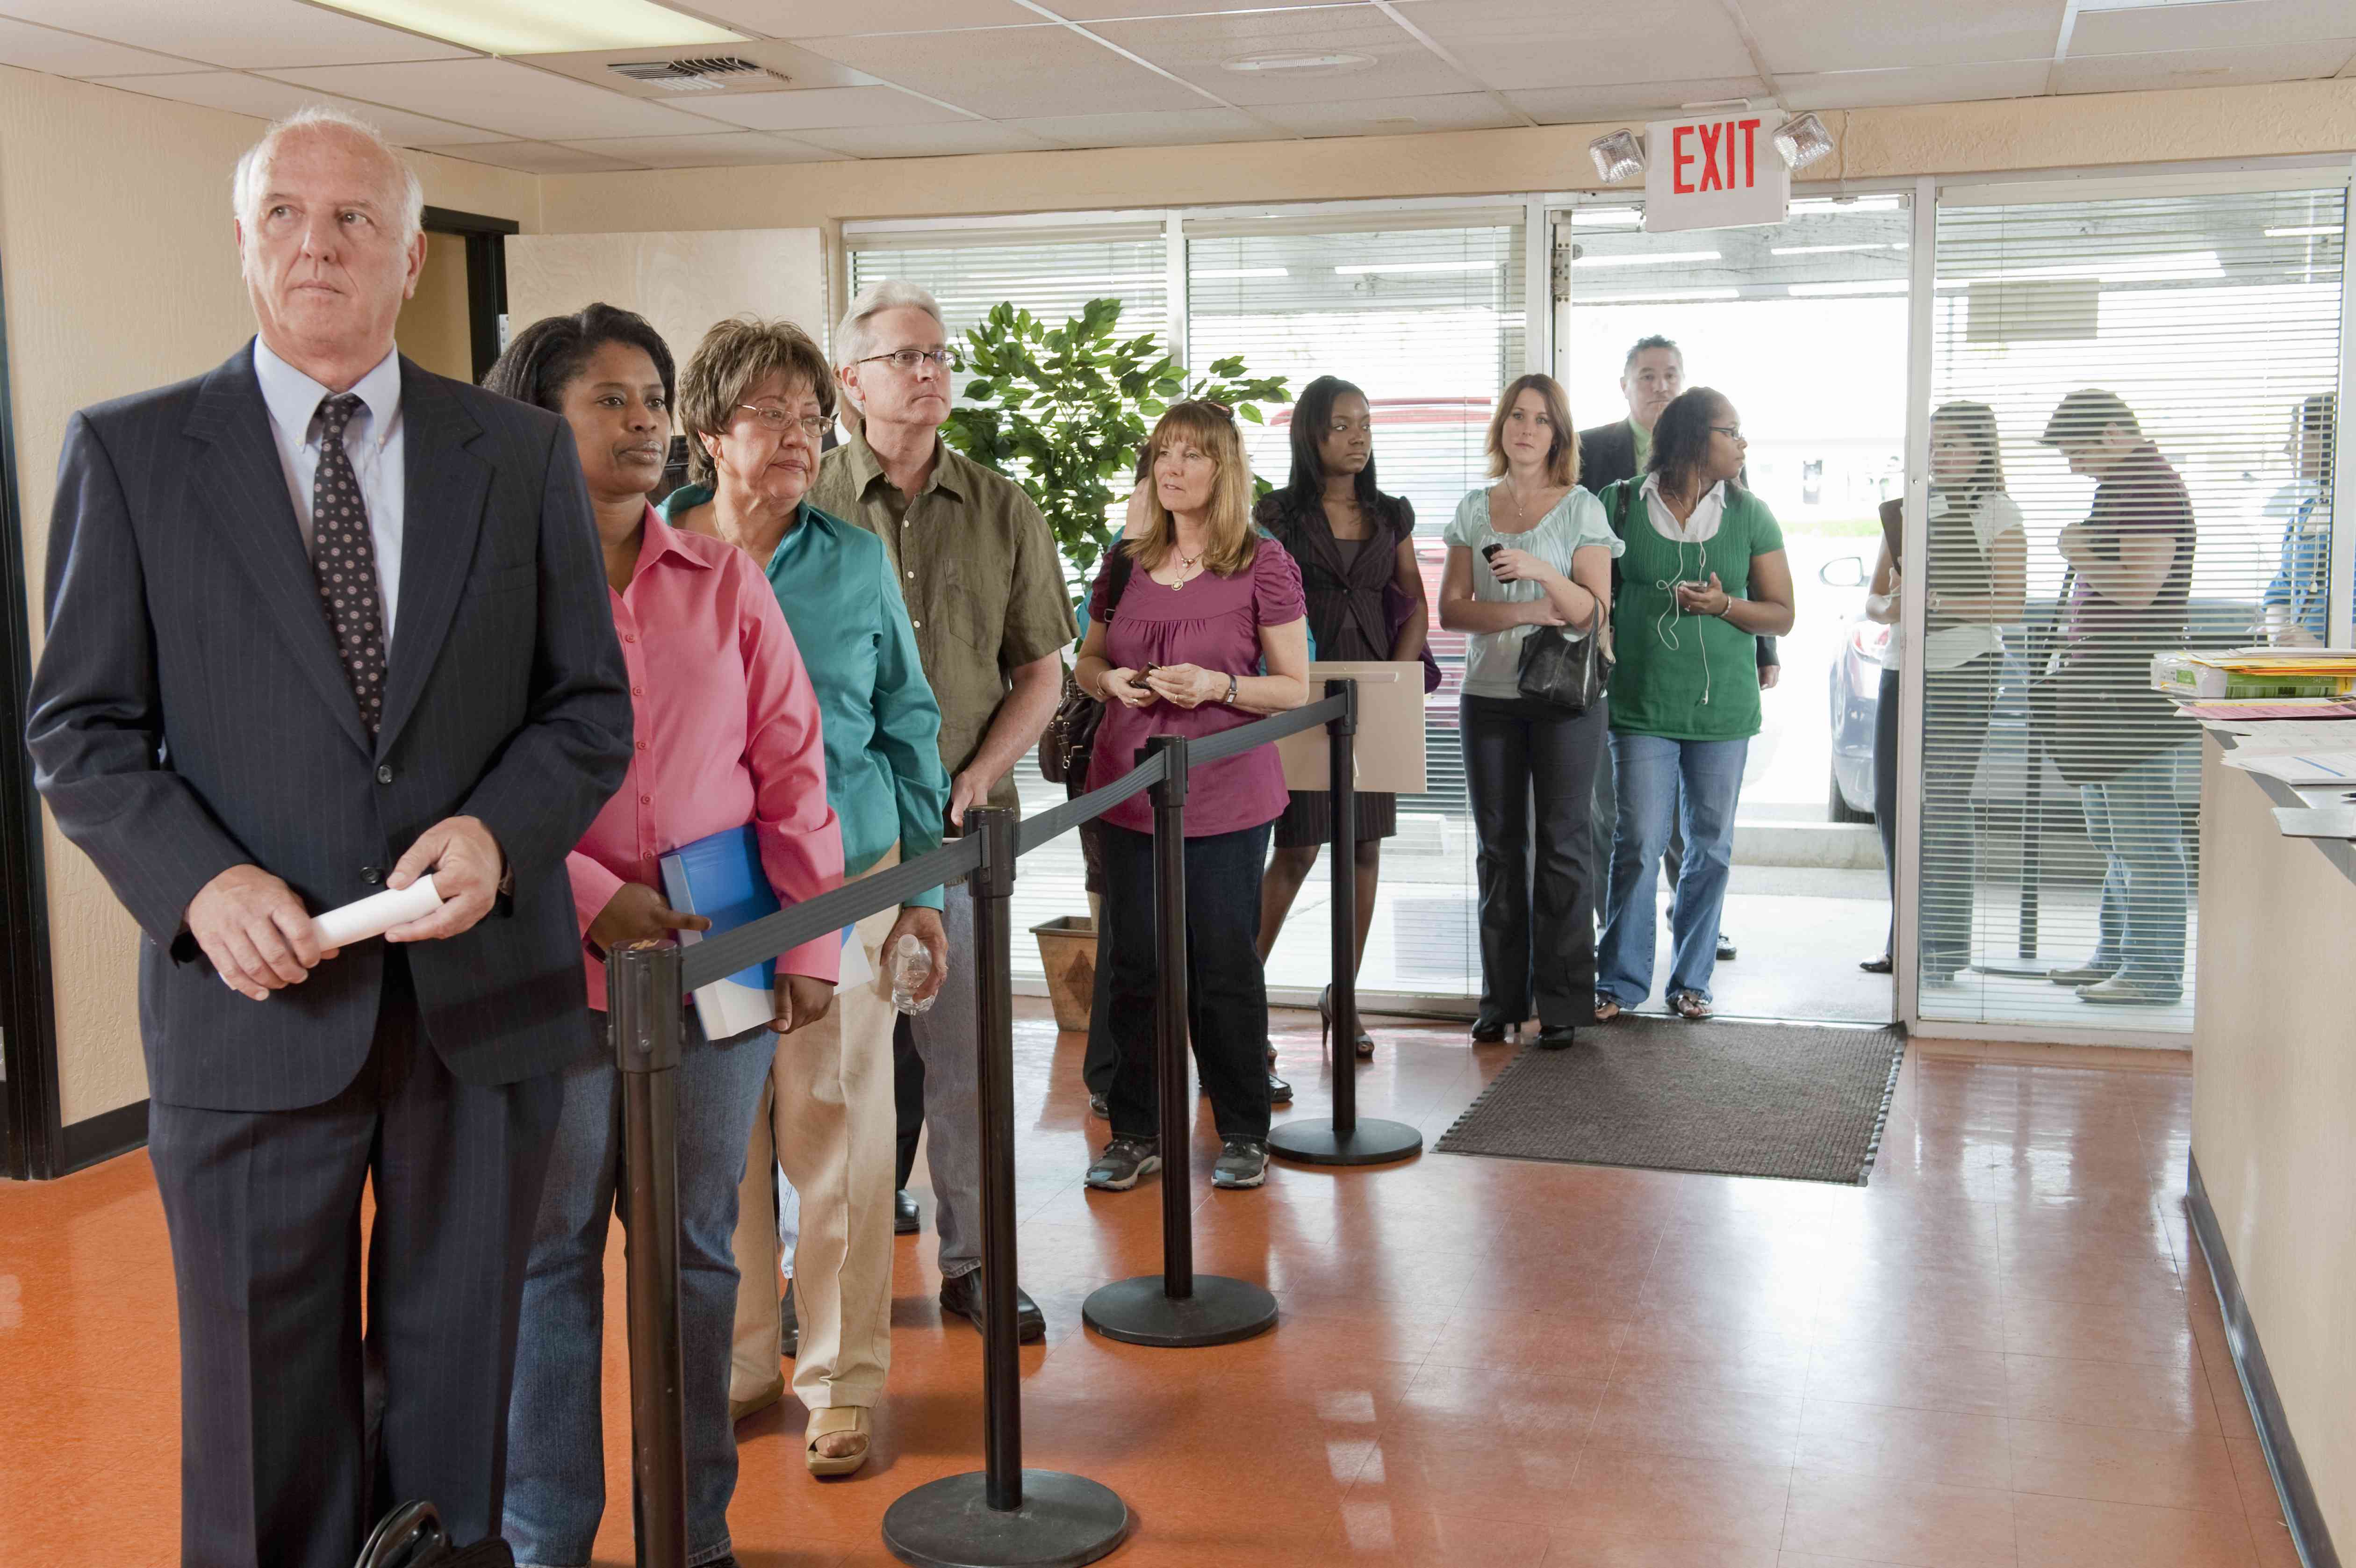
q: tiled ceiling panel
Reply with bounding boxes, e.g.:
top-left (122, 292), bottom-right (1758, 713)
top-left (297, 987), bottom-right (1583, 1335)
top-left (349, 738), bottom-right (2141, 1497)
top-left (2053, 38), bottom-right (2352, 93)
top-left (88, 68), bottom-right (505, 143)
top-left (1255, 90), bottom-right (1519, 137)
top-left (1097, 7), bottom-right (1476, 106)
top-left (796, 120), bottom-right (1060, 158)
top-left (683, 84), bottom-right (974, 132)
top-left (265, 58), bottom-right (723, 141)
top-left (2069, 0), bottom-right (2356, 56)
top-left (1781, 60), bottom-right (2053, 111)
top-left (1394, 0), bottom-right (1754, 90)
top-left (1048, 0), bottom-right (1370, 16)
top-left (793, 24), bottom-right (1210, 118)
top-left (1008, 106), bottom-right (1274, 148)
top-left (555, 130), bottom-right (848, 166)
top-left (0, 0), bottom-right (472, 69)
top-left (422, 139), bottom-right (638, 174)
top-left (0, 15), bottom-right (196, 76)
top-left (1507, 78), bottom-right (1768, 125)
top-left (1739, 0), bottom-right (2064, 74)
top-left (683, 0), bottom-right (1040, 36)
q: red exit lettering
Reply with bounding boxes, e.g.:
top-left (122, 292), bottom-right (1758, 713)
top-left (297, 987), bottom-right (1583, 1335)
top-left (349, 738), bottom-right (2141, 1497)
top-left (1673, 125), bottom-right (1696, 194)
top-left (1699, 122), bottom-right (1723, 192)
top-left (1674, 116), bottom-right (1768, 196)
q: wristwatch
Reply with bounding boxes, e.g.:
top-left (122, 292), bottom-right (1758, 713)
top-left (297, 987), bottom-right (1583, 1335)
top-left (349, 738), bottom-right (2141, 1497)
top-left (1224, 672), bottom-right (1239, 705)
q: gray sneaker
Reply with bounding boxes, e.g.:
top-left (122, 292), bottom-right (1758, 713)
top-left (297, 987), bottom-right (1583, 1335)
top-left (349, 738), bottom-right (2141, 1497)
top-left (1213, 1137), bottom-right (1269, 1190)
top-left (1086, 1136), bottom-right (1161, 1191)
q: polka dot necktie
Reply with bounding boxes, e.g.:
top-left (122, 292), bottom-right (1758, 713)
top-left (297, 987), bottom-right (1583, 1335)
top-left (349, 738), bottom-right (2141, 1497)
top-left (310, 393), bottom-right (387, 737)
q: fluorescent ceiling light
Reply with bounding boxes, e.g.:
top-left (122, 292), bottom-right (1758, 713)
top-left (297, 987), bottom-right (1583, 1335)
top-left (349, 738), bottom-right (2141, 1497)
top-left (1571, 209), bottom-right (1643, 228)
top-left (1193, 266), bottom-right (1288, 280)
top-left (1223, 51), bottom-right (1375, 73)
top-left (1332, 260), bottom-right (1496, 274)
top-left (1770, 243), bottom-right (1891, 255)
top-left (1787, 280), bottom-right (1910, 295)
top-left (313, 0), bottom-right (739, 53)
top-left (1576, 288), bottom-right (1742, 303)
top-left (2266, 225), bottom-right (2341, 238)
top-left (1571, 250), bottom-right (1722, 268)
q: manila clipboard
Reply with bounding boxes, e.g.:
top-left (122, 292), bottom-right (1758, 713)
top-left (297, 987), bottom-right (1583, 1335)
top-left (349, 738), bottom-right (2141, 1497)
top-left (1277, 661), bottom-right (1428, 794)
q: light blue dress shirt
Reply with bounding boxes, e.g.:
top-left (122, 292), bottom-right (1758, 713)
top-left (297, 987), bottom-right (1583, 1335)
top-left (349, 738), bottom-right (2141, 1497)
top-left (251, 337), bottom-right (406, 653)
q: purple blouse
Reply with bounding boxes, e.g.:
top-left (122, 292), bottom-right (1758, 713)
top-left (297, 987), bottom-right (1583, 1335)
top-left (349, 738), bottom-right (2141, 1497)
top-left (1085, 541), bottom-right (1307, 836)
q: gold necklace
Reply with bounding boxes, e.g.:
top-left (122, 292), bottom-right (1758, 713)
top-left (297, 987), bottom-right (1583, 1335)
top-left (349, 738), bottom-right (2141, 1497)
top-left (1171, 545), bottom-right (1204, 590)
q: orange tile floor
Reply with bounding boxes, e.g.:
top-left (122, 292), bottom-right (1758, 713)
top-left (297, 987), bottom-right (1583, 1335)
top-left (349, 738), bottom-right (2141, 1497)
top-left (0, 1003), bottom-right (2298, 1567)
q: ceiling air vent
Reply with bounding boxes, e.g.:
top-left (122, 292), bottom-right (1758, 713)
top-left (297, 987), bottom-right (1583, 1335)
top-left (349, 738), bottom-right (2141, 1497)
top-left (607, 56), bottom-right (789, 93)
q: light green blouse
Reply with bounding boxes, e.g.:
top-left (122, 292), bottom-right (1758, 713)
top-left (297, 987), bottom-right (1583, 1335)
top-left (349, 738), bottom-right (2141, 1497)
top-left (1441, 486), bottom-right (1624, 700)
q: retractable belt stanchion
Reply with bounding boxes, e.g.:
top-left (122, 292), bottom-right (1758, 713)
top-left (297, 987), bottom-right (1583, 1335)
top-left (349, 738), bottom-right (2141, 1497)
top-left (1081, 735), bottom-right (1280, 1348)
top-left (884, 807), bottom-right (1129, 1568)
top-left (1269, 678), bottom-right (1423, 1167)
top-left (608, 940), bottom-right (690, 1568)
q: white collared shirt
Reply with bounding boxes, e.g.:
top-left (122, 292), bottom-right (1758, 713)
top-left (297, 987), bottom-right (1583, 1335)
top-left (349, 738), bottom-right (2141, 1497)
top-left (1639, 472), bottom-right (1727, 543)
top-left (252, 337), bottom-right (406, 653)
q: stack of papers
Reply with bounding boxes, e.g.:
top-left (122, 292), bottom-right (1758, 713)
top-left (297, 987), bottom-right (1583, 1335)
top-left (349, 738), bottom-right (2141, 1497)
top-left (2153, 648), bottom-right (2356, 699)
top-left (2223, 748), bottom-right (2356, 787)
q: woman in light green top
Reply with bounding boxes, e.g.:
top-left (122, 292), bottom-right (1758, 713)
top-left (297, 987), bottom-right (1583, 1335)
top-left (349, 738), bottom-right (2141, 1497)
top-left (1440, 373), bottom-right (1622, 1050)
top-left (1593, 387), bottom-right (1795, 1021)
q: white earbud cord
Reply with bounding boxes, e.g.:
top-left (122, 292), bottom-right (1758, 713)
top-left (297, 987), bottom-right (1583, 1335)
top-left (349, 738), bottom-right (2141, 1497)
top-left (1652, 536), bottom-right (1712, 707)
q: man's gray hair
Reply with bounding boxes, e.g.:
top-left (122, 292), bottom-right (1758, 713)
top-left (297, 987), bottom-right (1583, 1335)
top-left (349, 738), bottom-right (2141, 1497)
top-left (834, 279), bottom-right (947, 373)
top-left (232, 105), bottom-right (425, 245)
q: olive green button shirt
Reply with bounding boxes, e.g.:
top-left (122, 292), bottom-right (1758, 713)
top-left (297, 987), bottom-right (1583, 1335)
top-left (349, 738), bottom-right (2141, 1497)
top-left (810, 427), bottom-right (1077, 813)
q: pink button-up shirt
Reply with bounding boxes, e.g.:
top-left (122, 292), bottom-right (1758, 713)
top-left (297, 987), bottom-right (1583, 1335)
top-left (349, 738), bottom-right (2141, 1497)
top-left (569, 507), bottom-right (844, 1010)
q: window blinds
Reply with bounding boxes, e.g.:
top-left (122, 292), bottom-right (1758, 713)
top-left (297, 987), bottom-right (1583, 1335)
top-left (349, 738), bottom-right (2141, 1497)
top-left (1918, 186), bottom-right (2346, 1035)
top-left (844, 223), bottom-right (1171, 352)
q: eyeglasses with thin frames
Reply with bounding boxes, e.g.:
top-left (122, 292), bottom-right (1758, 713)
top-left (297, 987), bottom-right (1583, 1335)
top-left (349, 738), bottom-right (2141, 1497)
top-left (737, 404), bottom-right (831, 438)
top-left (855, 346), bottom-right (962, 374)
top-left (1709, 425), bottom-right (1745, 440)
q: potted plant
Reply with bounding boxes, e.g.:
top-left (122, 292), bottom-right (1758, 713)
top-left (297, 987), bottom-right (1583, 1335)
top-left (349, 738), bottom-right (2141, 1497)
top-left (940, 296), bottom-right (1288, 1027)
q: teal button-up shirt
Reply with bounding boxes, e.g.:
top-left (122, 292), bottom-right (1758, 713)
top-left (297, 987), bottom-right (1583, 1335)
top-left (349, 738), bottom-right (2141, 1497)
top-left (662, 487), bottom-right (950, 908)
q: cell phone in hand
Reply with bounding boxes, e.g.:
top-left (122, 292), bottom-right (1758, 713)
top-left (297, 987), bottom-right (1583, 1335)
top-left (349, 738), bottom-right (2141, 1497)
top-left (1480, 543), bottom-right (1503, 561)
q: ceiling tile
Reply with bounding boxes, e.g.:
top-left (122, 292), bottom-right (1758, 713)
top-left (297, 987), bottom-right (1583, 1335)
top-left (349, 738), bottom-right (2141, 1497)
top-left (793, 24), bottom-right (1210, 117)
top-left (421, 139), bottom-right (640, 173)
top-left (1095, 7), bottom-right (1474, 105)
top-left (683, 83), bottom-right (973, 131)
top-left (795, 120), bottom-right (1059, 158)
top-left (0, 0), bottom-right (473, 69)
top-left (265, 58), bottom-right (724, 141)
top-left (1048, 0), bottom-right (1370, 15)
top-left (1736, 0), bottom-right (2063, 74)
top-left (2069, 0), bottom-right (2356, 56)
top-left (682, 0), bottom-right (1041, 34)
top-left (1507, 78), bottom-right (1768, 125)
top-left (1781, 59), bottom-right (2052, 110)
top-left (1392, 0), bottom-right (1753, 90)
top-left (86, 68), bottom-right (507, 143)
top-left (2053, 37), bottom-right (2349, 92)
top-left (0, 15), bottom-right (196, 75)
top-left (1005, 106), bottom-right (1276, 148)
top-left (1255, 90), bottom-right (1517, 137)
top-left (555, 130), bottom-right (849, 165)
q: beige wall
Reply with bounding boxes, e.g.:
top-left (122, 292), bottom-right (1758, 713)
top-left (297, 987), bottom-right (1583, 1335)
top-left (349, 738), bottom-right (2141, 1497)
top-left (0, 66), bottom-right (537, 1125)
top-left (2192, 746), bottom-right (2356, 1555)
top-left (396, 231), bottom-right (476, 383)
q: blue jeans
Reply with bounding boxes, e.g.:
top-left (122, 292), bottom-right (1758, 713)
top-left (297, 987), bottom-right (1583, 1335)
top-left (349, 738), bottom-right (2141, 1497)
top-left (2077, 751), bottom-right (2189, 995)
top-left (1597, 733), bottom-right (1748, 1006)
top-left (504, 1014), bottom-right (778, 1568)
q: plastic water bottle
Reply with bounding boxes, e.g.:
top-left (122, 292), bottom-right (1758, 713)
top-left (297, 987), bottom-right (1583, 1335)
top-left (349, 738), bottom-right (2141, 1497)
top-left (891, 934), bottom-right (936, 1015)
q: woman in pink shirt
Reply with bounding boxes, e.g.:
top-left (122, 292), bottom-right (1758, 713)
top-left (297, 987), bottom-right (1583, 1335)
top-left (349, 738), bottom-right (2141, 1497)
top-left (482, 303), bottom-right (844, 1568)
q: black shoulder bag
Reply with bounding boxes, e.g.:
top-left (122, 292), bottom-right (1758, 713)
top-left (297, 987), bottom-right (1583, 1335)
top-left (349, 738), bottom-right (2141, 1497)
top-left (1039, 548), bottom-right (1138, 785)
top-left (1511, 490), bottom-right (1616, 712)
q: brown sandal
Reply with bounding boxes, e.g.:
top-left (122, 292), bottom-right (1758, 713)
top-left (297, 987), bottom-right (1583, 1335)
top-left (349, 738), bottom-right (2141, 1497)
top-left (806, 1406), bottom-right (870, 1477)
top-left (1668, 990), bottom-right (1714, 1021)
top-left (1592, 993), bottom-right (1622, 1023)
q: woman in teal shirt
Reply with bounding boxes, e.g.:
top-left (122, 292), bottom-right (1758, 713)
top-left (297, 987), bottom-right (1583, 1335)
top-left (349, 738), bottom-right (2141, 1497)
top-left (666, 316), bottom-right (950, 1477)
top-left (1594, 388), bottom-right (1795, 1021)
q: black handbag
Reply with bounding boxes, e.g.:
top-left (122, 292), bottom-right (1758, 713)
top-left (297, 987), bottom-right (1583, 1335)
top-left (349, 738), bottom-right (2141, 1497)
top-left (1515, 596), bottom-right (1613, 712)
top-left (1039, 550), bottom-right (1137, 785)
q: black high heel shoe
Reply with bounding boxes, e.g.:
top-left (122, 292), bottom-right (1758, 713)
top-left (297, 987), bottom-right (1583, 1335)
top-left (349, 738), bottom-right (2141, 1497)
top-left (1318, 985), bottom-right (1376, 1059)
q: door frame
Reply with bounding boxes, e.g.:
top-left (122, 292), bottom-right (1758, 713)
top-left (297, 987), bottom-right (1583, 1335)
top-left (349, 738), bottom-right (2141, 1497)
top-left (422, 205), bottom-right (519, 384)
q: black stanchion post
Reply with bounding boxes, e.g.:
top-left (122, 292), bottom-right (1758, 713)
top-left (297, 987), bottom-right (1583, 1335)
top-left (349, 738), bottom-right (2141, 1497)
top-left (1269, 680), bottom-right (1423, 1167)
top-left (610, 940), bottom-right (688, 1568)
top-left (883, 807), bottom-right (1128, 1568)
top-left (1083, 736), bottom-right (1279, 1347)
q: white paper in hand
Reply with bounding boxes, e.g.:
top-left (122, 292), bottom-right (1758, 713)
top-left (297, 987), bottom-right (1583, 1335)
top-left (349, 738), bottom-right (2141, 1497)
top-left (312, 875), bottom-right (443, 948)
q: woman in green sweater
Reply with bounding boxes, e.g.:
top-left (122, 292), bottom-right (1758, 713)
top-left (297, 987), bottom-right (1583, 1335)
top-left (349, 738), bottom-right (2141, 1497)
top-left (1594, 388), bottom-right (1796, 1021)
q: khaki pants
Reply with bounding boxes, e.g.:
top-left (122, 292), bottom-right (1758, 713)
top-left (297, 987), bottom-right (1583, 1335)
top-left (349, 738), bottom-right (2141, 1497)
top-left (729, 853), bottom-right (904, 1411)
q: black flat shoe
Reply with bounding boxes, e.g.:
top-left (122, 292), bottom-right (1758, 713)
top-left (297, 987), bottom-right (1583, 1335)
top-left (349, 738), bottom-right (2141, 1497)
top-left (1268, 1071), bottom-right (1293, 1104)
top-left (1470, 1013), bottom-right (1515, 1043)
top-left (779, 1282), bottom-right (799, 1359)
top-left (1860, 956), bottom-right (1893, 974)
top-left (894, 1189), bottom-right (919, 1235)
top-left (1536, 1024), bottom-right (1578, 1050)
top-left (939, 1270), bottom-right (1045, 1343)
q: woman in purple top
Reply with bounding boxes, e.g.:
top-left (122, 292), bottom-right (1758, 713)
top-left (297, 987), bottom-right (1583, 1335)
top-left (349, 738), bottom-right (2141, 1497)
top-left (1074, 401), bottom-right (1309, 1193)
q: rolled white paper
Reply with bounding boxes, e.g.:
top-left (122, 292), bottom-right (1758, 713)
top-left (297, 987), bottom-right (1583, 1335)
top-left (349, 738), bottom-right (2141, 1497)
top-left (312, 874), bottom-right (443, 949)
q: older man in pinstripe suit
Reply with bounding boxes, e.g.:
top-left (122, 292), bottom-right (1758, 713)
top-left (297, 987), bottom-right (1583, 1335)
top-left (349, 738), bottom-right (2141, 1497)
top-left (25, 107), bottom-right (632, 1568)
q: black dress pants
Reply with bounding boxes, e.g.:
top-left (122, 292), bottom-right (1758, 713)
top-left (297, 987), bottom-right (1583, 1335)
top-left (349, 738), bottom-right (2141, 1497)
top-left (145, 955), bottom-right (562, 1568)
top-left (1464, 693), bottom-right (1609, 1029)
top-left (1101, 820), bottom-right (1275, 1143)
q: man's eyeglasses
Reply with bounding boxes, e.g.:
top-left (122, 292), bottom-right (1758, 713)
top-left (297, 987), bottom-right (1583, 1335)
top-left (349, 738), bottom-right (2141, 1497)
top-left (737, 405), bottom-right (831, 438)
top-left (856, 346), bottom-right (962, 374)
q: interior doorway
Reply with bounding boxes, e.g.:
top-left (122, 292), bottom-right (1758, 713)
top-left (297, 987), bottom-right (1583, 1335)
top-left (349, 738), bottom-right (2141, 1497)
top-left (1554, 194), bottom-right (1914, 1025)
top-left (400, 206), bottom-right (517, 385)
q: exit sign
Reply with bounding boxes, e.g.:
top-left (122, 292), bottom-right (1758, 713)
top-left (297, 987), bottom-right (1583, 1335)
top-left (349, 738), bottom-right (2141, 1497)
top-left (1642, 114), bottom-right (1790, 233)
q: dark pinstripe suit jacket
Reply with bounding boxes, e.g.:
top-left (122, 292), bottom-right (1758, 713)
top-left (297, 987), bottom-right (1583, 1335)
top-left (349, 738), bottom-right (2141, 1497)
top-left (27, 342), bottom-right (635, 1113)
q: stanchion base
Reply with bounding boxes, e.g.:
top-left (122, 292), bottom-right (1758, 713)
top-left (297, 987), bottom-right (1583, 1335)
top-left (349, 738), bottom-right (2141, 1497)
top-left (1082, 1273), bottom-right (1278, 1347)
top-left (1267, 1117), bottom-right (1424, 1166)
top-left (882, 1469), bottom-right (1128, 1568)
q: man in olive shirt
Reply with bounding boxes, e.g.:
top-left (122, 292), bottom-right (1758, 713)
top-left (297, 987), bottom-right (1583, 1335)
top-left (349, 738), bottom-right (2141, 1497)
top-left (812, 280), bottom-right (1072, 1340)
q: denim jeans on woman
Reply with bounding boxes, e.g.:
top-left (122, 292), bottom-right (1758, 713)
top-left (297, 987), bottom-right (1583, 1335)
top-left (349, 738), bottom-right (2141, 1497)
top-left (2076, 749), bottom-right (2189, 997)
top-left (505, 1014), bottom-right (778, 1568)
top-left (1597, 733), bottom-right (1748, 1006)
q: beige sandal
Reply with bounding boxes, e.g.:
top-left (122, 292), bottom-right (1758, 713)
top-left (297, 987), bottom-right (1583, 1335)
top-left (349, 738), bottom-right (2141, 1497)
top-left (805, 1406), bottom-right (871, 1477)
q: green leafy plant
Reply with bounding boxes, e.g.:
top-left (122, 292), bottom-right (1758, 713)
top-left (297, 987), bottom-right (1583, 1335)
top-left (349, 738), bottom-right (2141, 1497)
top-left (941, 296), bottom-right (1290, 585)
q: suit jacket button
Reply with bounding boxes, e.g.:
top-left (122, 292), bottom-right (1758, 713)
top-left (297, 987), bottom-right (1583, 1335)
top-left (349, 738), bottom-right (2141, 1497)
top-left (362, 867), bottom-right (382, 885)
top-left (376, 764), bottom-right (394, 784)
